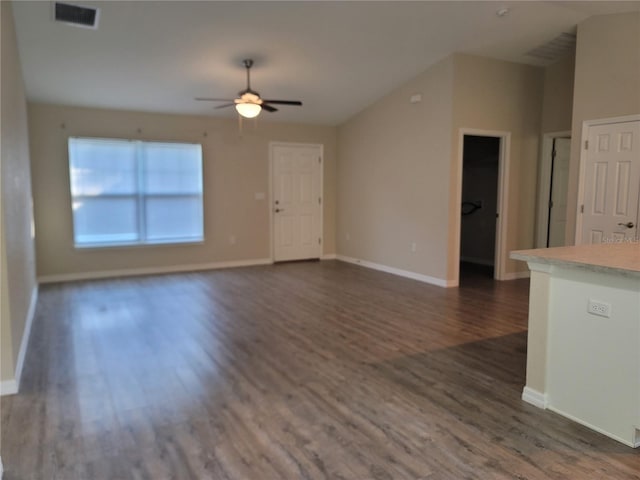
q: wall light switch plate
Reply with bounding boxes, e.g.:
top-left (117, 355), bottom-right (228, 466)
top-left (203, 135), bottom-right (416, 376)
top-left (254, 192), bottom-right (265, 200)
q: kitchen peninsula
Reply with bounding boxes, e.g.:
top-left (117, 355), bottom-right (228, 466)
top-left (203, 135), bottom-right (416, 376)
top-left (511, 243), bottom-right (640, 448)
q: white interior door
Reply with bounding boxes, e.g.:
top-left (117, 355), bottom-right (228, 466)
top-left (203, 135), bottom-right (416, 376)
top-left (272, 143), bottom-right (322, 261)
top-left (580, 120), bottom-right (640, 244)
top-left (548, 138), bottom-right (571, 247)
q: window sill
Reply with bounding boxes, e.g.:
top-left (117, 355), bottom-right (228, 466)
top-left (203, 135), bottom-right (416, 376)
top-left (74, 239), bottom-right (205, 251)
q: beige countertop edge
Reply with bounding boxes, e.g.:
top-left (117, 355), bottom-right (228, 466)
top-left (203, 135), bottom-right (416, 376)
top-left (510, 246), bottom-right (640, 278)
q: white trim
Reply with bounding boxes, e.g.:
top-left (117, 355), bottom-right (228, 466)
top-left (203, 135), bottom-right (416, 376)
top-left (575, 114), bottom-right (640, 245)
top-left (547, 404), bottom-right (639, 449)
top-left (536, 131), bottom-right (571, 248)
top-left (321, 254), bottom-right (337, 260)
top-left (14, 286), bottom-right (38, 389)
top-left (269, 142), bottom-right (324, 263)
top-left (453, 129), bottom-right (511, 285)
top-left (522, 387), bottom-right (548, 409)
top-left (0, 380), bottom-right (18, 396)
top-left (501, 270), bottom-right (530, 281)
top-left (336, 255), bottom-right (454, 287)
top-left (37, 258), bottom-right (273, 284)
top-left (1, 454), bottom-right (4, 478)
top-left (0, 286), bottom-right (38, 396)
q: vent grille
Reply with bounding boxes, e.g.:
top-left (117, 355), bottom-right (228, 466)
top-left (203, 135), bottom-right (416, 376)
top-left (54, 2), bottom-right (99, 29)
top-left (526, 33), bottom-right (576, 62)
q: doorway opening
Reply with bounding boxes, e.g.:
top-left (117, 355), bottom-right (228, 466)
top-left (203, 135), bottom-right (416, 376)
top-left (453, 129), bottom-right (510, 286)
top-left (536, 132), bottom-right (571, 248)
top-left (459, 135), bottom-right (501, 282)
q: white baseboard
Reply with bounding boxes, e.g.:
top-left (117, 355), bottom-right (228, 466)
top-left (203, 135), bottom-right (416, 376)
top-left (502, 270), bottom-right (530, 281)
top-left (321, 254), bottom-right (337, 260)
top-left (0, 380), bottom-right (18, 396)
top-left (38, 258), bottom-right (273, 284)
top-left (1, 454), bottom-right (4, 479)
top-left (547, 404), bottom-right (639, 449)
top-left (0, 286), bottom-right (38, 396)
top-left (522, 386), bottom-right (548, 409)
top-left (14, 286), bottom-right (38, 389)
top-left (336, 255), bottom-right (454, 288)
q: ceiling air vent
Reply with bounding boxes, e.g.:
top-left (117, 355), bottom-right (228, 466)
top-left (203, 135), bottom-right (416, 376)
top-left (525, 32), bottom-right (576, 63)
top-left (53, 2), bottom-right (99, 29)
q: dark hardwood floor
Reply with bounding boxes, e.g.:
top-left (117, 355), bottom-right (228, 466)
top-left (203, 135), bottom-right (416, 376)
top-left (2, 260), bottom-right (638, 479)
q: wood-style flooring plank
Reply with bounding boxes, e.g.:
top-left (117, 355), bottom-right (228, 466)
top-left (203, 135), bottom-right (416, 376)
top-left (2, 260), bottom-right (639, 479)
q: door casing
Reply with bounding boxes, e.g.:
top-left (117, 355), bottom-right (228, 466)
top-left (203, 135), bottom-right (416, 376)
top-left (453, 129), bottom-right (511, 285)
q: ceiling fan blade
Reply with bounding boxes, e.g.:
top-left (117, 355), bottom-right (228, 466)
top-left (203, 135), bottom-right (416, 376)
top-left (261, 103), bottom-right (278, 113)
top-left (262, 100), bottom-right (302, 106)
top-left (195, 97), bottom-right (235, 102)
top-left (214, 103), bottom-right (236, 109)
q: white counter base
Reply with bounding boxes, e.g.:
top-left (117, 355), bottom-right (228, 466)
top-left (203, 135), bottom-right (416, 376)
top-left (512, 244), bottom-right (640, 448)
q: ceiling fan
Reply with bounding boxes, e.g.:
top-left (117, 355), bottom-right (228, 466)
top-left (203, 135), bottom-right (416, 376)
top-left (195, 59), bottom-right (302, 118)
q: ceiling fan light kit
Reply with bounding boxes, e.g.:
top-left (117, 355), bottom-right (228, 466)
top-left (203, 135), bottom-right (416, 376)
top-left (196, 58), bottom-right (302, 119)
top-left (235, 102), bottom-right (261, 118)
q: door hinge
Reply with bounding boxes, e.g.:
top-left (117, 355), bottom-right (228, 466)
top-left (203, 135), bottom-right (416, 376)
top-left (318, 237), bottom-right (322, 245)
top-left (580, 204), bottom-right (584, 213)
top-left (318, 157), bottom-right (322, 163)
top-left (318, 197), bottom-right (322, 205)
top-left (584, 140), bottom-right (589, 150)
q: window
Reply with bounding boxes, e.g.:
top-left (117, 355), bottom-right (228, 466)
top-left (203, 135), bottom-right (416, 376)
top-left (69, 137), bottom-right (204, 247)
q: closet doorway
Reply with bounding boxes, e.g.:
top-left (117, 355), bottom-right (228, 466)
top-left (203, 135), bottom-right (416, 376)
top-left (454, 130), bottom-right (510, 285)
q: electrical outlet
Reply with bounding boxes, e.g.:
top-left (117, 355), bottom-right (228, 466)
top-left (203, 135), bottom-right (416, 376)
top-left (229, 235), bottom-right (237, 245)
top-left (411, 242), bottom-right (417, 253)
top-left (587, 299), bottom-right (611, 318)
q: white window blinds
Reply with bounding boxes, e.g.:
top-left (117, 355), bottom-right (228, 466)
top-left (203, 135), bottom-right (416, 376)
top-left (69, 138), bottom-right (204, 247)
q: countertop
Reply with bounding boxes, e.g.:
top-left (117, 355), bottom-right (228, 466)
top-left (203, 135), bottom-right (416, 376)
top-left (511, 242), bottom-right (640, 277)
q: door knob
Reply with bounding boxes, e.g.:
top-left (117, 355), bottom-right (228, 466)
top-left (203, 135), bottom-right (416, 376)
top-left (275, 208), bottom-right (284, 213)
top-left (617, 222), bottom-right (635, 228)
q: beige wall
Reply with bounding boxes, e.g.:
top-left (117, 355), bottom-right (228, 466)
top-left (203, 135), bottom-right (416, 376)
top-left (566, 12), bottom-right (640, 242)
top-left (337, 57), bottom-right (455, 282)
top-left (450, 54), bottom-right (544, 279)
top-left (29, 104), bottom-right (337, 278)
top-left (1, 208), bottom-right (13, 382)
top-left (1, 1), bottom-right (38, 385)
top-left (337, 54), bottom-right (543, 284)
top-left (541, 53), bottom-right (575, 134)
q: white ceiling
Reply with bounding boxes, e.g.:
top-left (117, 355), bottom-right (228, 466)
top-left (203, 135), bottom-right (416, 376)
top-left (12, 1), bottom-right (640, 126)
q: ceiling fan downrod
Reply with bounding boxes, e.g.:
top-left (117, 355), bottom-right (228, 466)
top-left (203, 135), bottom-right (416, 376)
top-left (243, 59), bottom-right (254, 93)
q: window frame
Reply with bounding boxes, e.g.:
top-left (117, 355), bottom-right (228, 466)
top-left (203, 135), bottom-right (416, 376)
top-left (68, 136), bottom-right (205, 249)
